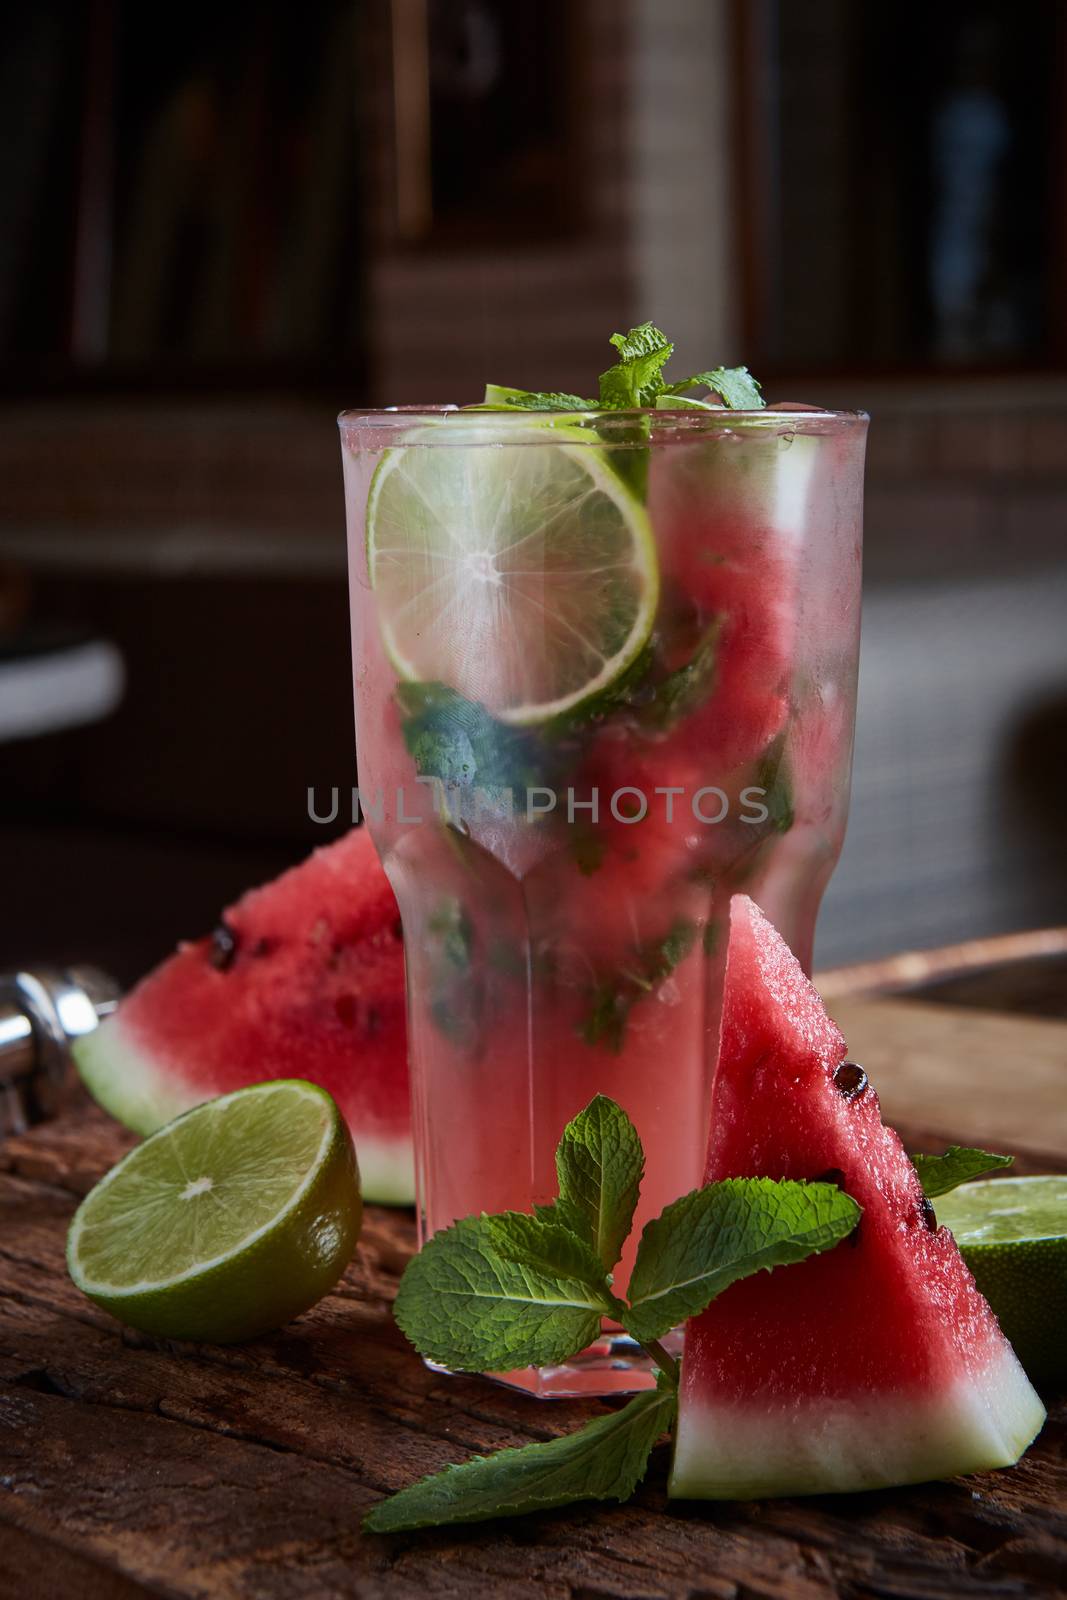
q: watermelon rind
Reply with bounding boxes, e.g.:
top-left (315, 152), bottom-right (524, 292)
top-left (669, 1343), bottom-right (1045, 1500)
top-left (74, 1021), bottom-right (189, 1136)
top-left (73, 1020), bottom-right (416, 1207)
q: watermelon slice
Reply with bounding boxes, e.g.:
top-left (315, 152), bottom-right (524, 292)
top-left (73, 830), bottom-right (413, 1204)
top-left (670, 895), bottom-right (1045, 1500)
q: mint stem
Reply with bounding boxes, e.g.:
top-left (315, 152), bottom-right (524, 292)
top-left (640, 1335), bottom-right (679, 1385)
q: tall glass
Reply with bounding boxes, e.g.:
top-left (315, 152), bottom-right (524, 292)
top-left (340, 406), bottom-right (867, 1396)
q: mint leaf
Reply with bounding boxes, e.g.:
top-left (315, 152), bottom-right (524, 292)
top-left (641, 619), bottom-right (720, 731)
top-left (393, 1214), bottom-right (612, 1372)
top-left (555, 1095), bottom-right (645, 1273)
top-left (425, 896), bottom-right (483, 1049)
top-left (396, 681), bottom-right (553, 798)
top-left (363, 1376), bottom-right (677, 1533)
top-left (623, 1177), bottom-right (861, 1344)
top-left (484, 1211), bottom-right (610, 1289)
top-left (912, 1146), bottom-right (1014, 1199)
top-left (753, 733), bottom-right (794, 834)
top-left (598, 323), bottom-right (674, 409)
top-left (481, 384), bottom-right (596, 411)
top-left (665, 366), bottom-right (764, 409)
top-left (580, 920), bottom-right (697, 1053)
top-left (533, 1196), bottom-right (595, 1241)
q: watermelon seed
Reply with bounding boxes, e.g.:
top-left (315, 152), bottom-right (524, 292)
top-left (920, 1195), bottom-right (938, 1232)
top-left (833, 1060), bottom-right (867, 1099)
top-left (209, 924), bottom-right (238, 971)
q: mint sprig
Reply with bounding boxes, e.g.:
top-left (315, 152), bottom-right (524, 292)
top-left (482, 323), bottom-right (766, 416)
top-left (598, 324), bottom-right (675, 409)
top-left (369, 1096), bottom-right (860, 1532)
top-left (912, 1145), bottom-right (1014, 1199)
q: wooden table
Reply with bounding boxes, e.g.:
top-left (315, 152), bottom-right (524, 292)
top-left (2, 996), bottom-right (1065, 1600)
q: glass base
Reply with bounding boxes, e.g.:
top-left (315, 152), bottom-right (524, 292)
top-left (425, 1326), bottom-right (684, 1399)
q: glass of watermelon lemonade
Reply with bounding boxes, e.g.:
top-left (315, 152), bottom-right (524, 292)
top-left (339, 405), bottom-right (867, 1396)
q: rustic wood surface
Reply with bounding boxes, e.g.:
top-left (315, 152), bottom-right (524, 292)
top-left (1, 999), bottom-right (1065, 1600)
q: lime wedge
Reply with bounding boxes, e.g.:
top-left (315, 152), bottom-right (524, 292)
top-left (67, 1080), bottom-right (362, 1343)
top-left (365, 425), bottom-right (658, 725)
top-left (938, 1175), bottom-right (1067, 1384)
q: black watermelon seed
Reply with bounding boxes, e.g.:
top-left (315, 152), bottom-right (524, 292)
top-left (393, 918), bottom-right (404, 941)
top-left (920, 1195), bottom-right (938, 1232)
top-left (208, 923), bottom-right (238, 971)
top-left (833, 1060), bottom-right (868, 1099)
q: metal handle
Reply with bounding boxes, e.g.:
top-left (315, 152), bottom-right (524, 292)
top-left (0, 967), bottom-right (120, 1137)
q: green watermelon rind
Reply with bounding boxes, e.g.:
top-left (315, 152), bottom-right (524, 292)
top-left (73, 1020), bottom-right (416, 1207)
top-left (669, 1344), bottom-right (1045, 1500)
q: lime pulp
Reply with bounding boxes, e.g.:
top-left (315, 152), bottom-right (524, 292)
top-left (365, 423), bottom-right (659, 725)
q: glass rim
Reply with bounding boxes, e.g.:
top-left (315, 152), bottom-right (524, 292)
top-left (337, 404), bottom-right (869, 435)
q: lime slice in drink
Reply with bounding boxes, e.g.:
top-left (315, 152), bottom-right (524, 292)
top-left (937, 1175), bottom-right (1067, 1384)
top-left (365, 424), bottom-right (659, 725)
top-left (67, 1080), bottom-right (362, 1343)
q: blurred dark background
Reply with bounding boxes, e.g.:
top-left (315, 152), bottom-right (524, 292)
top-left (1, 0), bottom-right (1065, 984)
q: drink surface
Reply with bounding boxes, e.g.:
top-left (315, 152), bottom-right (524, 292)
top-left (342, 410), bottom-right (866, 1304)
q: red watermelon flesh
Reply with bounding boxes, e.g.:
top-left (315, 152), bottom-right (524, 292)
top-left (566, 463), bottom-right (807, 920)
top-left (670, 895), bottom-right (1045, 1499)
top-left (73, 829), bottom-right (413, 1204)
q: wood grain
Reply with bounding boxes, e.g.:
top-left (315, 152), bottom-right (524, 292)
top-left (2, 1000), bottom-right (1066, 1599)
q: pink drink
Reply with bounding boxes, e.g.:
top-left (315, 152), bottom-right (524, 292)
top-left (340, 407), bottom-right (867, 1395)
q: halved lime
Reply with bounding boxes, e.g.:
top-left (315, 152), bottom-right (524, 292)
top-left (938, 1175), bottom-right (1067, 1384)
top-left (67, 1080), bottom-right (362, 1343)
top-left (365, 425), bottom-right (658, 725)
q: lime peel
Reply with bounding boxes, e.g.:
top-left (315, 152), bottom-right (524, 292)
top-left (938, 1175), bottom-right (1067, 1385)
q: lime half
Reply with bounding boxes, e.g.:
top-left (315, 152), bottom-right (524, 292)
top-left (67, 1080), bottom-right (362, 1343)
top-left (366, 426), bottom-right (658, 724)
top-left (938, 1175), bottom-right (1067, 1384)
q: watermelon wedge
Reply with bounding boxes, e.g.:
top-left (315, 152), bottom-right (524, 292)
top-left (669, 895), bottom-right (1045, 1500)
top-left (73, 830), bottom-right (414, 1204)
